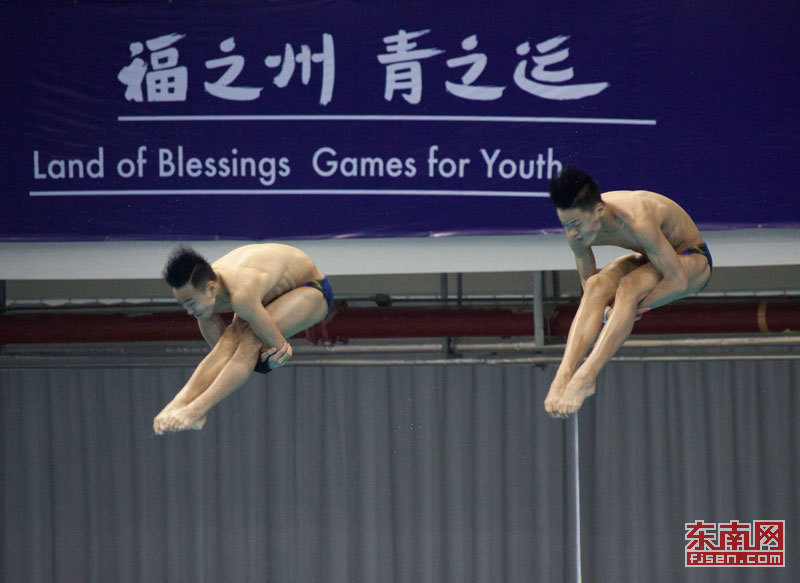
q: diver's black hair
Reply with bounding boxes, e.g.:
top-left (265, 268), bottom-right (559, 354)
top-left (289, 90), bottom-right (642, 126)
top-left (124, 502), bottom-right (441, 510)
top-left (162, 246), bottom-right (216, 289)
top-left (549, 166), bottom-right (602, 210)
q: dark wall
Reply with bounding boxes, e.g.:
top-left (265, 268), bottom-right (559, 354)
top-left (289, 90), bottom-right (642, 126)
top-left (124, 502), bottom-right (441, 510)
top-left (2, 359), bottom-right (797, 582)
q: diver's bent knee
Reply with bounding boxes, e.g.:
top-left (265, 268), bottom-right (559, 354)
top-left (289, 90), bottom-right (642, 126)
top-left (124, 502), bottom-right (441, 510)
top-left (227, 330), bottom-right (263, 367)
top-left (614, 275), bottom-right (656, 304)
top-left (583, 273), bottom-right (618, 302)
top-left (229, 315), bottom-right (251, 333)
top-left (217, 325), bottom-right (242, 347)
top-left (235, 326), bottom-right (263, 349)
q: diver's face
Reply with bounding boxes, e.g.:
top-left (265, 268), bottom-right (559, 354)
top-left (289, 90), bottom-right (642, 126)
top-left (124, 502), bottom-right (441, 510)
top-left (557, 205), bottom-right (602, 245)
top-left (173, 281), bottom-right (217, 319)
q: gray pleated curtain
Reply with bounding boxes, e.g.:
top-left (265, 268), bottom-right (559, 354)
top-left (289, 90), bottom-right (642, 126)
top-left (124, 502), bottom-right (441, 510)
top-left (2, 358), bottom-right (798, 583)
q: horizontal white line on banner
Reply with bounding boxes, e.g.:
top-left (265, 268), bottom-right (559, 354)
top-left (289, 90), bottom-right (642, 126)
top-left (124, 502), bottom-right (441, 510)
top-left (29, 189), bottom-right (551, 197)
top-left (117, 114), bottom-right (657, 126)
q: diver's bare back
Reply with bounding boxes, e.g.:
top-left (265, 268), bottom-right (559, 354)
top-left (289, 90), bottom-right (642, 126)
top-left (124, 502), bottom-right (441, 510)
top-left (212, 243), bottom-right (323, 307)
top-left (592, 190), bottom-right (703, 253)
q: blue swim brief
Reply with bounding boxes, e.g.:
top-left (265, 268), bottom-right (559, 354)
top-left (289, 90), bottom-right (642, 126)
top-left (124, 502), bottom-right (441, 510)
top-left (680, 241), bottom-right (713, 271)
top-left (680, 241), bottom-right (712, 291)
top-left (301, 276), bottom-right (335, 317)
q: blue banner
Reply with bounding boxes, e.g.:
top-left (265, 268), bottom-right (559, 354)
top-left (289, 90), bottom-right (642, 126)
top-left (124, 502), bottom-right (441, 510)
top-left (2, 1), bottom-right (798, 241)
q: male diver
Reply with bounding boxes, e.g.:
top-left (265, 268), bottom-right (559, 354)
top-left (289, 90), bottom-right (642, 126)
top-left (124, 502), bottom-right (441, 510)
top-left (154, 243), bottom-right (333, 434)
top-left (545, 167), bottom-right (711, 418)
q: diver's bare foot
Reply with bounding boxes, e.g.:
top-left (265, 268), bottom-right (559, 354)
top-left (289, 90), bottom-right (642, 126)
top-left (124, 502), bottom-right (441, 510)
top-left (153, 401), bottom-right (185, 434)
top-left (153, 409), bottom-right (173, 435)
top-left (154, 407), bottom-right (207, 435)
top-left (555, 371), bottom-right (596, 417)
top-left (545, 371), bottom-right (571, 418)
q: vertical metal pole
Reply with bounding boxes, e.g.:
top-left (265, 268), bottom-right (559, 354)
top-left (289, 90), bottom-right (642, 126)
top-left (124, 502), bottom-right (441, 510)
top-left (542, 268), bottom-right (581, 582)
top-left (533, 271), bottom-right (544, 346)
top-left (569, 414), bottom-right (583, 583)
top-left (441, 273), bottom-right (452, 357)
top-left (552, 270), bottom-right (561, 300)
